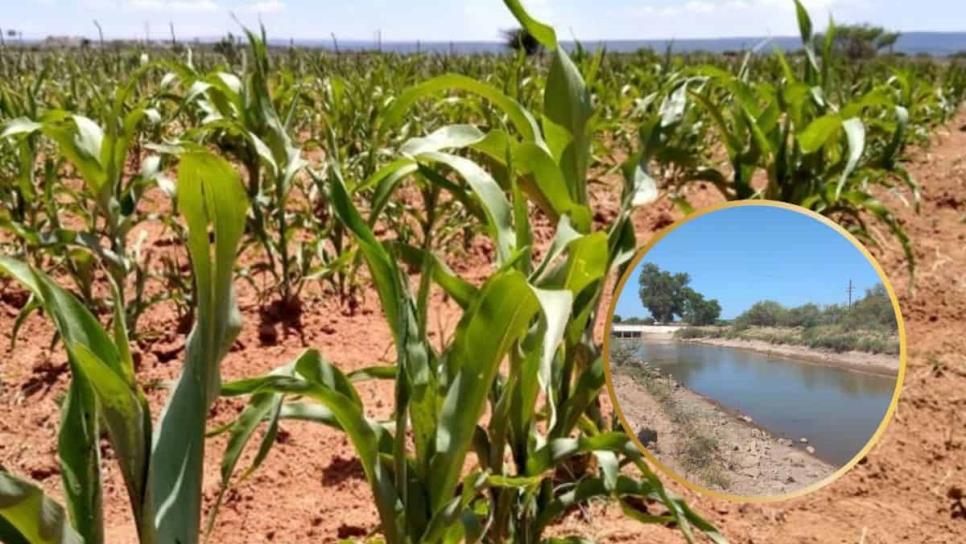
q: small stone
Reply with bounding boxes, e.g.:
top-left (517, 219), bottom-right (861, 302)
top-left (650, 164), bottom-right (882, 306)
top-left (799, 437), bottom-right (809, 444)
top-left (806, 446), bottom-right (816, 455)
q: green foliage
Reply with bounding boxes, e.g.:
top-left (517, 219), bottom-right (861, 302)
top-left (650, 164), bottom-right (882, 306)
top-left (682, 288), bottom-right (722, 326)
top-left (641, 1), bottom-right (958, 274)
top-left (736, 300), bottom-right (789, 328)
top-left (163, 27), bottom-right (308, 305)
top-left (734, 285), bottom-right (895, 332)
top-left (0, 150), bottom-right (249, 544)
top-left (216, 2), bottom-right (725, 543)
top-left (637, 263), bottom-right (720, 325)
top-left (823, 24), bottom-right (902, 60)
top-left (845, 283), bottom-right (896, 330)
top-left (684, 283), bottom-right (898, 354)
top-left (0, 471), bottom-right (82, 544)
top-left (638, 263), bottom-right (692, 323)
top-left (503, 28), bottom-right (543, 57)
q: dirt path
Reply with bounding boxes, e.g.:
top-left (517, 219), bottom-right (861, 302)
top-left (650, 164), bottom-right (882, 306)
top-left (613, 370), bottom-right (836, 497)
top-left (0, 112), bottom-right (964, 542)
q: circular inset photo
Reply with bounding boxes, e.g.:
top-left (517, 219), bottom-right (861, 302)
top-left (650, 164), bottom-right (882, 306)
top-left (605, 202), bottom-right (905, 501)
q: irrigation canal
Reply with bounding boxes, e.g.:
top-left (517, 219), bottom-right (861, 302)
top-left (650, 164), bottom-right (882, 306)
top-left (631, 341), bottom-right (897, 466)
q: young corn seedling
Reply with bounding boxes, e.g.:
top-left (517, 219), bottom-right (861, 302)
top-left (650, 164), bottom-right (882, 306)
top-left (165, 27), bottom-right (308, 307)
top-left (216, 1), bottom-right (725, 542)
top-left (0, 62), bottom-right (167, 332)
top-left (0, 150), bottom-right (248, 544)
top-left (652, 0), bottom-right (919, 272)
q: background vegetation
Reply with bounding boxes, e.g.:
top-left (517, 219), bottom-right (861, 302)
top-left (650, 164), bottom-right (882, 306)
top-left (677, 284), bottom-right (899, 354)
top-left (636, 263), bottom-right (722, 326)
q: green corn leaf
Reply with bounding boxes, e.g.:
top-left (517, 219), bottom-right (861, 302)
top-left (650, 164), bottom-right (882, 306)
top-left (400, 125), bottom-right (487, 156)
top-left (502, 0), bottom-right (557, 49)
top-left (209, 363), bottom-right (295, 535)
top-left (393, 243), bottom-right (479, 308)
top-left (69, 344), bottom-right (153, 541)
top-left (511, 142), bottom-right (593, 231)
top-left (416, 152), bottom-right (516, 264)
top-left (0, 471), bottom-right (83, 544)
top-left (822, 16), bottom-right (837, 89)
top-left (365, 160), bottom-right (422, 223)
top-left (429, 270), bottom-right (540, 512)
top-left (793, 0), bottom-right (813, 43)
top-left (0, 118), bottom-right (42, 138)
top-left (283, 351), bottom-right (405, 542)
top-left (151, 151), bottom-right (248, 544)
top-left (471, 133), bottom-right (592, 231)
top-left (836, 118), bottom-right (866, 198)
top-left (798, 114), bottom-right (842, 154)
top-left (0, 258), bottom-right (107, 544)
top-left (531, 287), bottom-right (571, 392)
top-left (40, 113), bottom-right (108, 198)
top-left (383, 74), bottom-right (542, 144)
top-left (532, 215), bottom-right (582, 282)
top-left (543, 48), bottom-right (593, 201)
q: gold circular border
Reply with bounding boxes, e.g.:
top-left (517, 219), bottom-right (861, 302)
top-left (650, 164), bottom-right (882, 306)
top-left (602, 200), bottom-right (907, 503)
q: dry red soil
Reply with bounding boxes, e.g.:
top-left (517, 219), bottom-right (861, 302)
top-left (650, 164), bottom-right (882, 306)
top-left (2, 113), bottom-right (965, 543)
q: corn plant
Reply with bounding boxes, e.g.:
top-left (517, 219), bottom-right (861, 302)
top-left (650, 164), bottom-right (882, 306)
top-left (650, 0), bottom-right (921, 271)
top-left (165, 28), bottom-right (308, 306)
top-left (0, 150), bottom-right (248, 544)
top-left (216, 2), bottom-right (724, 542)
top-left (0, 61), bottom-right (167, 331)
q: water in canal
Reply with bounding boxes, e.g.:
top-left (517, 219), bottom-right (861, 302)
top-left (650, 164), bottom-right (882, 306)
top-left (631, 341), bottom-right (897, 466)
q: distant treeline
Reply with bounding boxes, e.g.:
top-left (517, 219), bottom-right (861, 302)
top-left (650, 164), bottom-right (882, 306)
top-left (677, 284), bottom-right (898, 355)
top-left (733, 284), bottom-right (896, 332)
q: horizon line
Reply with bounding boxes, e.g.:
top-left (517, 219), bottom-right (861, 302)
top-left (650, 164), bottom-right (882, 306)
top-left (9, 30), bottom-right (966, 43)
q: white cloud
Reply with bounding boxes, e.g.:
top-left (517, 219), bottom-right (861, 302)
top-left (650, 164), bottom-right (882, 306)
top-left (84, 0), bottom-right (285, 15)
top-left (125, 0), bottom-right (219, 12)
top-left (618, 0), bottom-right (856, 38)
top-left (240, 0), bottom-right (285, 14)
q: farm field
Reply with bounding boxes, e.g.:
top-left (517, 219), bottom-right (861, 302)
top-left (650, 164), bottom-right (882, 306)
top-left (0, 0), bottom-right (964, 542)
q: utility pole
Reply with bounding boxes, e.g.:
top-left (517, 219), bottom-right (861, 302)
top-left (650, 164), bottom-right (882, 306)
top-left (93, 20), bottom-right (104, 48)
top-left (847, 279), bottom-right (855, 309)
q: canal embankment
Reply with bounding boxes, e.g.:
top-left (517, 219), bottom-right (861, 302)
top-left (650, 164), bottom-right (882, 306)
top-left (613, 369), bottom-right (837, 497)
top-left (678, 336), bottom-right (899, 376)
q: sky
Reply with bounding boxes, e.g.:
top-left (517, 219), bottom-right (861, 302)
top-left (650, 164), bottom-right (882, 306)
top-left (613, 206), bottom-right (885, 321)
top-left (2, 0), bottom-right (966, 42)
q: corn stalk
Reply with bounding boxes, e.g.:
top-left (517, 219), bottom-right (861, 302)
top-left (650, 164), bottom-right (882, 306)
top-left (0, 150), bottom-right (248, 544)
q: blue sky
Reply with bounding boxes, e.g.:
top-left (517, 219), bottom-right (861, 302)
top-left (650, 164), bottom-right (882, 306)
top-left (614, 206), bottom-right (885, 320)
top-left (3, 1), bottom-right (965, 41)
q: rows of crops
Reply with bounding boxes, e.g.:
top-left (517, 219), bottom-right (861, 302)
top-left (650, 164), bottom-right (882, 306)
top-left (0, 0), bottom-right (962, 542)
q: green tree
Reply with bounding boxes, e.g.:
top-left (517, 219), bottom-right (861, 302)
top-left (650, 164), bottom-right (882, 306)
top-left (736, 300), bottom-right (788, 327)
top-left (502, 27), bottom-right (542, 56)
top-left (784, 302), bottom-right (823, 327)
top-left (638, 263), bottom-right (691, 323)
top-left (823, 24), bottom-right (901, 60)
top-left (846, 283), bottom-right (896, 330)
top-left (683, 289), bottom-right (722, 326)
